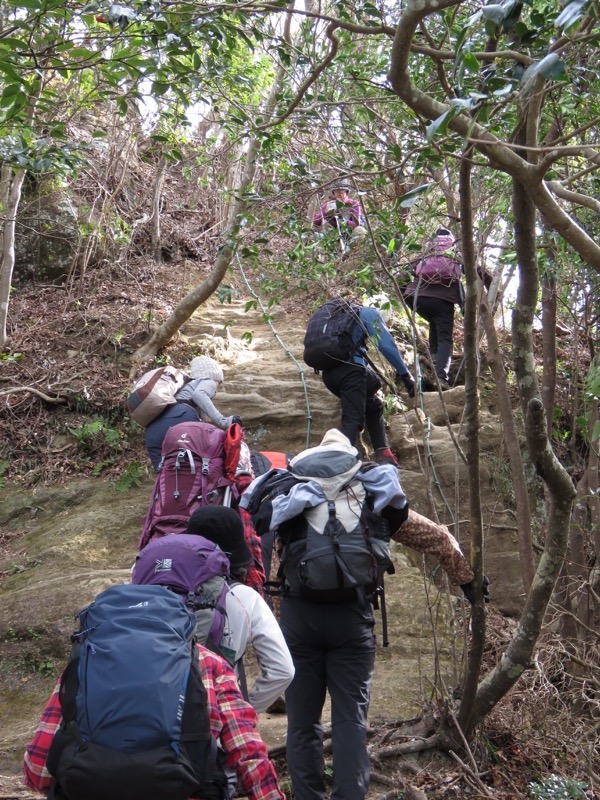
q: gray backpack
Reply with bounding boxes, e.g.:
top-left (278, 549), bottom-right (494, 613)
top-left (278, 450), bottom-right (394, 603)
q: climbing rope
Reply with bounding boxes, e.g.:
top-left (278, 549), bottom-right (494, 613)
top-left (235, 253), bottom-right (312, 449)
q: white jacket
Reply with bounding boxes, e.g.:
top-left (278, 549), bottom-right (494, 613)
top-left (221, 582), bottom-right (294, 713)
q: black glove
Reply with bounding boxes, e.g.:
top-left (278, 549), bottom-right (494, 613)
top-left (231, 416), bottom-right (243, 427)
top-left (460, 576), bottom-right (490, 605)
top-left (396, 372), bottom-right (415, 398)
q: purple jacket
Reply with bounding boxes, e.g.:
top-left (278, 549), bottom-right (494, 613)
top-left (313, 196), bottom-right (361, 229)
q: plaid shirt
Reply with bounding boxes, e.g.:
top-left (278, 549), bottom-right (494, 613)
top-left (235, 475), bottom-right (266, 597)
top-left (24, 646), bottom-right (285, 800)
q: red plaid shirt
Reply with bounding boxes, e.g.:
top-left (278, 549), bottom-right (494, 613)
top-left (235, 474), bottom-right (266, 596)
top-left (24, 646), bottom-right (284, 800)
top-left (240, 506), bottom-right (266, 595)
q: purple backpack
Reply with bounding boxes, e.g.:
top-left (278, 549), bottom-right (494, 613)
top-left (139, 421), bottom-right (237, 550)
top-left (415, 234), bottom-right (461, 284)
top-left (415, 254), bottom-right (461, 284)
top-left (132, 534), bottom-right (235, 663)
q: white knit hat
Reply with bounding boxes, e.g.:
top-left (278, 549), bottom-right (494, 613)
top-left (189, 356), bottom-right (224, 382)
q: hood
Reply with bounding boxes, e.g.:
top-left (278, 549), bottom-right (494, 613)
top-left (289, 429), bottom-right (362, 500)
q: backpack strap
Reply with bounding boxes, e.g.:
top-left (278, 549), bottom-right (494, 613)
top-left (174, 448), bottom-right (195, 500)
top-left (58, 655), bottom-right (80, 724)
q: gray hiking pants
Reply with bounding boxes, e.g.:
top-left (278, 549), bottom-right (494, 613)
top-left (281, 596), bottom-right (376, 800)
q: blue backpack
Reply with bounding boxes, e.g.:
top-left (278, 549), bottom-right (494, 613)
top-left (46, 584), bottom-right (226, 800)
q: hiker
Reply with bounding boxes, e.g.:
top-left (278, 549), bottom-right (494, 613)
top-left (145, 355), bottom-right (242, 471)
top-left (185, 505), bottom-right (295, 713)
top-left (139, 419), bottom-right (267, 597)
top-left (304, 299), bottom-right (415, 466)
top-left (403, 228), bottom-right (491, 389)
top-left (250, 451), bottom-right (293, 586)
top-left (23, 587), bottom-right (285, 800)
top-left (313, 181), bottom-right (362, 236)
top-left (240, 428), bottom-right (482, 800)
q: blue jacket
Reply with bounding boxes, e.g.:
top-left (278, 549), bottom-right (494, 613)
top-left (352, 306), bottom-right (409, 377)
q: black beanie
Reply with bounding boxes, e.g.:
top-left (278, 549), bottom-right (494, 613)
top-left (186, 506), bottom-right (252, 569)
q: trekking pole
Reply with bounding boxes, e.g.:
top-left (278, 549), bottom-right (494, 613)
top-left (378, 579), bottom-right (389, 647)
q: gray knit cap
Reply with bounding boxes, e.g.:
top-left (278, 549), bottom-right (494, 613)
top-left (189, 356), bottom-right (224, 382)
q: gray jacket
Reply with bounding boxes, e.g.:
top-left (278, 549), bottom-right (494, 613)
top-left (175, 377), bottom-right (234, 430)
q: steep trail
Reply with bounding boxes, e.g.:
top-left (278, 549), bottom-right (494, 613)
top-left (182, 296), bottom-right (340, 453)
top-left (182, 296), bottom-right (470, 756)
top-left (0, 293), bottom-right (522, 793)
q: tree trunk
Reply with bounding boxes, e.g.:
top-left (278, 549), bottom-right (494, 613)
top-left (541, 272), bottom-right (557, 434)
top-left (0, 167), bottom-right (27, 348)
top-left (150, 156), bottom-right (167, 264)
top-left (468, 399), bottom-right (576, 724)
top-left (456, 150), bottom-right (486, 736)
top-left (480, 293), bottom-right (535, 592)
top-left (466, 177), bottom-right (576, 725)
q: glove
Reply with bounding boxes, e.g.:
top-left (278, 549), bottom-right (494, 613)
top-left (396, 372), bottom-right (415, 398)
top-left (231, 416), bottom-right (243, 427)
top-left (460, 576), bottom-right (490, 605)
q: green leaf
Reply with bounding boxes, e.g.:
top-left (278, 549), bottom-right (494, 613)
top-left (151, 81), bottom-right (169, 96)
top-left (555, 0), bottom-right (587, 30)
top-left (6, 0), bottom-right (41, 7)
top-left (1, 82), bottom-right (23, 98)
top-left (68, 47), bottom-right (96, 60)
top-left (0, 61), bottom-right (22, 82)
top-left (462, 52), bottom-right (480, 71)
top-left (455, 25), bottom-right (471, 54)
top-left (520, 53), bottom-right (565, 95)
top-left (426, 108), bottom-right (457, 140)
top-left (0, 37), bottom-right (29, 49)
top-left (397, 183), bottom-right (432, 208)
top-left (481, 5), bottom-right (505, 25)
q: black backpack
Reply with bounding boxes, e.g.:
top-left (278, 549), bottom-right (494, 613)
top-left (303, 299), bottom-right (362, 371)
top-left (46, 584), bottom-right (226, 800)
top-left (243, 459), bottom-right (395, 603)
top-left (278, 475), bottom-right (394, 604)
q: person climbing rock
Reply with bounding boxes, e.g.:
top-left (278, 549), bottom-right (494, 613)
top-left (145, 355), bottom-right (241, 470)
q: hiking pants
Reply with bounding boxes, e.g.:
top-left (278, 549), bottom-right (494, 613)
top-left (281, 596), bottom-right (376, 800)
top-left (322, 362), bottom-right (388, 451)
top-left (144, 402), bottom-right (199, 470)
top-left (410, 296), bottom-right (455, 381)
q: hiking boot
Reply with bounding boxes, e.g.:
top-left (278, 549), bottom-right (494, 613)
top-left (438, 378), bottom-right (451, 391)
top-left (374, 447), bottom-right (399, 467)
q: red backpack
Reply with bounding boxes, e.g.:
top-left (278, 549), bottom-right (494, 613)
top-left (139, 421), bottom-right (243, 550)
